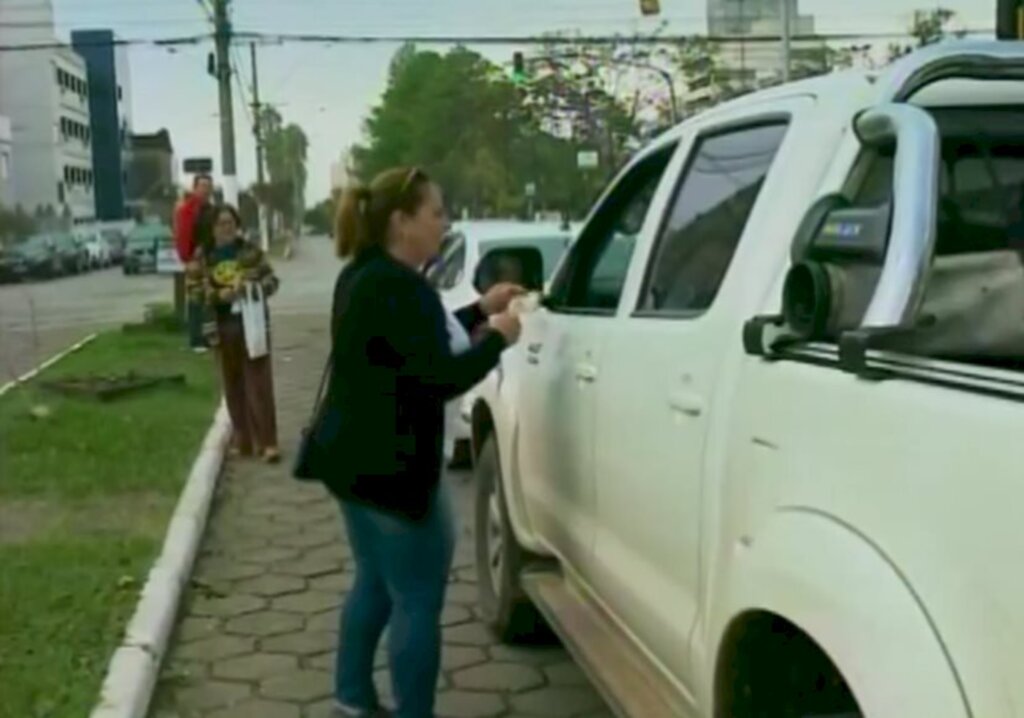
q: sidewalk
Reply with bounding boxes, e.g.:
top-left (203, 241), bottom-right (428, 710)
top-left (150, 313), bottom-right (612, 718)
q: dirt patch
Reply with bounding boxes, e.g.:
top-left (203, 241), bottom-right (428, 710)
top-left (0, 491), bottom-right (174, 545)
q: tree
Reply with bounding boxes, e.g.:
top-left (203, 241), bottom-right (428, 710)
top-left (260, 107), bottom-right (309, 231)
top-left (888, 8), bottom-right (961, 62)
top-left (0, 204), bottom-right (36, 246)
top-left (304, 196), bottom-right (336, 236)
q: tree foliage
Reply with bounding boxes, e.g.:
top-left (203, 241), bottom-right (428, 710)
top-left (351, 43), bottom-right (640, 220)
top-left (260, 107), bottom-right (309, 229)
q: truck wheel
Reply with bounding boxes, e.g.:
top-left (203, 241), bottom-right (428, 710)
top-left (474, 435), bottom-right (546, 643)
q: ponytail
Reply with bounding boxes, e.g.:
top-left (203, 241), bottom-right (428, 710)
top-left (335, 185), bottom-right (373, 259)
top-left (333, 166), bottom-right (432, 260)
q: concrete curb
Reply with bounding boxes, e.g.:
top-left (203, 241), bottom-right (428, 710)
top-left (89, 403), bottom-right (232, 718)
top-left (0, 332), bottom-right (99, 398)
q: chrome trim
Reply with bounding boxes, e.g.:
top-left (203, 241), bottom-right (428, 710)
top-left (854, 104), bottom-right (940, 328)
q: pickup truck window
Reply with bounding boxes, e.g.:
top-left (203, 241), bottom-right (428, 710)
top-left (639, 122), bottom-right (789, 314)
top-left (550, 143), bottom-right (676, 313)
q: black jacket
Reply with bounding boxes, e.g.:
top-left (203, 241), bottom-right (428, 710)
top-left (316, 247), bottom-right (506, 521)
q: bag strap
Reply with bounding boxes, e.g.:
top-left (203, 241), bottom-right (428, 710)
top-left (308, 349), bottom-right (333, 425)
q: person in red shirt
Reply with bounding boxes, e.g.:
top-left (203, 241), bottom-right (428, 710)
top-left (174, 174), bottom-right (214, 351)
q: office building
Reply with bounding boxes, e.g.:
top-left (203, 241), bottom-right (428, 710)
top-left (0, 0), bottom-right (95, 221)
top-left (704, 0), bottom-right (826, 93)
top-left (0, 115), bottom-right (13, 207)
top-left (126, 129), bottom-right (176, 223)
top-left (72, 29), bottom-right (133, 221)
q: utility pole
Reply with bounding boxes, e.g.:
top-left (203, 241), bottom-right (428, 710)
top-left (250, 41), bottom-right (271, 251)
top-left (213, 0), bottom-right (238, 206)
top-left (781, 0), bottom-right (792, 82)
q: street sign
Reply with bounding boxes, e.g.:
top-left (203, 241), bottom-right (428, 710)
top-left (577, 150), bottom-right (599, 170)
top-left (183, 157), bottom-right (213, 174)
top-left (524, 182), bottom-right (537, 197)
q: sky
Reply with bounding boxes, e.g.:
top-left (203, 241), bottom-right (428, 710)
top-left (27, 0), bottom-right (999, 201)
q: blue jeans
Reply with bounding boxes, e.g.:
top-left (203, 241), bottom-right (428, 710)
top-left (335, 484), bottom-right (456, 718)
top-left (187, 299), bottom-right (208, 349)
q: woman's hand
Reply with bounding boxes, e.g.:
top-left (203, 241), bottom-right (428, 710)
top-left (218, 287), bottom-right (237, 303)
top-left (488, 311), bottom-right (522, 345)
top-left (479, 282), bottom-right (526, 316)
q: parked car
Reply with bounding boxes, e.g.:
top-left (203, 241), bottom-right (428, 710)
top-left (466, 41), bottom-right (1024, 718)
top-left (0, 246), bottom-right (29, 283)
top-left (77, 230), bottom-right (114, 269)
top-left (102, 228), bottom-right (127, 265)
top-left (51, 233), bottom-right (89, 274)
top-left (14, 234), bottom-right (63, 279)
top-left (424, 221), bottom-right (574, 465)
top-left (123, 224), bottom-right (168, 275)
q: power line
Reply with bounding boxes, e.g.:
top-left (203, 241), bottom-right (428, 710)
top-left (0, 28), bottom-right (997, 53)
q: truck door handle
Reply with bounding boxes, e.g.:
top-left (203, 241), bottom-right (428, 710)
top-left (575, 363), bottom-right (598, 383)
top-left (668, 389), bottom-right (703, 417)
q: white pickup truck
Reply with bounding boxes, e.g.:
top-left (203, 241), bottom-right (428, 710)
top-left (466, 42), bottom-right (1024, 718)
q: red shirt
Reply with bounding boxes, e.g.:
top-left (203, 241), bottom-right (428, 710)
top-left (174, 193), bottom-right (206, 262)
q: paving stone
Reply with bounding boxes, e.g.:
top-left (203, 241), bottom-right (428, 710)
top-left (451, 662), bottom-right (544, 692)
top-left (176, 616), bottom-right (221, 643)
top-left (175, 635), bottom-right (256, 662)
top-left (273, 554), bottom-right (343, 577)
top-left (306, 608), bottom-right (340, 632)
top-left (259, 669), bottom-right (332, 702)
top-left (441, 645), bottom-right (488, 671)
top-left (275, 530), bottom-right (336, 549)
top-left (225, 610), bottom-right (305, 637)
top-left (272, 590), bottom-right (340, 614)
top-left (433, 690), bottom-right (506, 718)
top-left (242, 546), bottom-right (302, 564)
top-left (443, 622), bottom-right (496, 647)
top-left (175, 680), bottom-right (252, 711)
top-left (232, 573), bottom-right (307, 597)
top-left (212, 653), bottom-right (298, 681)
top-left (445, 582), bottom-right (479, 605)
top-left (207, 698), bottom-right (301, 718)
top-left (441, 604), bottom-right (473, 627)
top-left (453, 566), bottom-right (478, 584)
top-left (545, 660), bottom-right (591, 686)
top-left (193, 560), bottom-right (264, 582)
top-left (308, 572), bottom-right (354, 593)
top-left (190, 594), bottom-right (266, 618)
top-left (306, 650), bottom-right (335, 672)
top-left (261, 630), bottom-right (336, 656)
top-left (510, 687), bottom-right (604, 717)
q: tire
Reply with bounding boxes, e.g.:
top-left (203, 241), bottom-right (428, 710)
top-left (474, 435), bottom-right (547, 643)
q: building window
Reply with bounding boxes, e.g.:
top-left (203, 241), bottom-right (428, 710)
top-left (0, 151), bottom-right (10, 180)
top-left (58, 182), bottom-right (65, 203)
top-left (117, 85), bottom-right (123, 101)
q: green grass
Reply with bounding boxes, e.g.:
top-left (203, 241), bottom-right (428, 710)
top-left (0, 329), bottom-right (219, 718)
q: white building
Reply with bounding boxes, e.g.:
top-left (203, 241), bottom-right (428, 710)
top-left (0, 115), bottom-right (14, 207)
top-left (696, 0), bottom-right (827, 104)
top-left (0, 0), bottom-right (95, 222)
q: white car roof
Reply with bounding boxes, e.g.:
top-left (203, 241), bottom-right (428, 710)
top-left (450, 220), bottom-right (575, 245)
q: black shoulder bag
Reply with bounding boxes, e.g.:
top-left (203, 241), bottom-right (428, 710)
top-left (292, 351), bottom-right (333, 481)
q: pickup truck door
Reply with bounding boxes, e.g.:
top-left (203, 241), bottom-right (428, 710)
top-left (516, 142), bottom-right (680, 575)
top-left (590, 104), bottom-right (809, 689)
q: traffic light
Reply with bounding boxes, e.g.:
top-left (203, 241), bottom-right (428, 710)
top-left (997, 0), bottom-right (1024, 39)
top-left (512, 52), bottom-right (527, 84)
top-left (639, 0), bottom-right (660, 16)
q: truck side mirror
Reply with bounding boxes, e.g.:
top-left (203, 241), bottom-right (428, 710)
top-left (474, 247), bottom-right (544, 294)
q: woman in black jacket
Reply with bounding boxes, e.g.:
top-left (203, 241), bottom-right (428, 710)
top-left (321, 167), bottom-right (521, 718)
